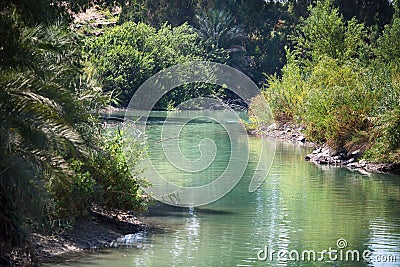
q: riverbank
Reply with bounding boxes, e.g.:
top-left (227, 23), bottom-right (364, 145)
top-left (11, 205), bottom-right (153, 266)
top-left (251, 122), bottom-right (400, 175)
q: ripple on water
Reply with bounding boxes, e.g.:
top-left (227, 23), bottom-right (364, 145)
top-left (50, 130), bottom-right (400, 267)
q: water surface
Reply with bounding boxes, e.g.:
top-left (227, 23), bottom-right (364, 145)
top-left (55, 117), bottom-right (400, 267)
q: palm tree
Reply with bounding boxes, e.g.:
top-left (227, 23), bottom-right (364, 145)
top-left (0, 23), bottom-right (106, 264)
top-left (194, 9), bottom-right (245, 49)
top-left (193, 9), bottom-right (254, 77)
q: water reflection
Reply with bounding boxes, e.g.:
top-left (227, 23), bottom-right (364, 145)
top-left (367, 217), bottom-right (400, 267)
top-left (52, 121), bottom-right (400, 267)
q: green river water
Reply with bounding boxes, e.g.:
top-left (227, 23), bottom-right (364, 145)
top-left (54, 114), bottom-right (400, 267)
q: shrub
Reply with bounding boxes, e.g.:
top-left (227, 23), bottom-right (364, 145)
top-left (247, 94), bottom-right (274, 130)
top-left (365, 107), bottom-right (400, 163)
top-left (303, 57), bottom-right (373, 148)
top-left (263, 49), bottom-right (306, 122)
top-left (85, 21), bottom-right (228, 107)
top-left (49, 159), bottom-right (95, 217)
top-left (89, 125), bottom-right (147, 210)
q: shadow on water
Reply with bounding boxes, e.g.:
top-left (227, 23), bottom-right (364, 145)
top-left (145, 203), bottom-right (235, 217)
top-left (54, 117), bottom-right (400, 267)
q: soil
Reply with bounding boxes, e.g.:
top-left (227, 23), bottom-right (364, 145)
top-left (10, 205), bottom-right (160, 266)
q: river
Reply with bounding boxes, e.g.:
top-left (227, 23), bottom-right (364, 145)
top-left (55, 113), bottom-right (400, 267)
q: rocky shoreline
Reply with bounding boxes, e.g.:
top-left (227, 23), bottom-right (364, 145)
top-left (252, 122), bottom-right (400, 175)
top-left (10, 205), bottom-right (153, 266)
top-left (254, 122), bottom-right (311, 145)
top-left (304, 144), bottom-right (400, 174)
top-left (10, 122), bottom-right (399, 266)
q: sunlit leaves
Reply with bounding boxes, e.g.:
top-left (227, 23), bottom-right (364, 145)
top-left (86, 21), bottom-right (228, 107)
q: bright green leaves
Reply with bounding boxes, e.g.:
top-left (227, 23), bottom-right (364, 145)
top-left (294, 0), bottom-right (368, 63)
top-left (263, 0), bottom-right (400, 162)
top-left (85, 22), bottom-right (226, 107)
top-left (263, 49), bottom-right (306, 122)
top-left (304, 58), bottom-right (371, 148)
top-left (295, 0), bottom-right (345, 60)
top-left (89, 127), bottom-right (146, 210)
top-left (376, 18), bottom-right (400, 64)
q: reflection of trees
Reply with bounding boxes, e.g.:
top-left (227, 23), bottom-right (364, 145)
top-left (145, 118), bottom-right (230, 187)
top-left (248, 140), bottom-right (400, 260)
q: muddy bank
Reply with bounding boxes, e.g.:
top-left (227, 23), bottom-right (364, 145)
top-left (252, 122), bottom-right (400, 175)
top-left (10, 205), bottom-right (156, 266)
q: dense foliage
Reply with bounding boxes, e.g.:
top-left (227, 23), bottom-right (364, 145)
top-left (261, 0), bottom-right (400, 163)
top-left (85, 21), bottom-right (228, 107)
top-left (0, 2), bottom-right (145, 265)
top-left (118, 0), bottom-right (293, 82)
top-left (1, 0), bottom-right (400, 265)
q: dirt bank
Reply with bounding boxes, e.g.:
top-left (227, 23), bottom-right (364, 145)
top-left (10, 205), bottom-right (154, 266)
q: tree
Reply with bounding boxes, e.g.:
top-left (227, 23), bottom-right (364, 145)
top-left (377, 17), bottom-right (400, 63)
top-left (235, 0), bottom-right (293, 81)
top-left (293, 0), bottom-right (368, 63)
top-left (0, 0), bottom-right (150, 265)
top-left (287, 0), bottom-right (394, 28)
top-left (334, 0), bottom-right (393, 28)
top-left (264, 0), bottom-right (375, 147)
top-left (194, 9), bottom-right (245, 49)
top-left (0, 22), bottom-right (109, 264)
top-left (118, 0), bottom-right (197, 27)
top-left (86, 21), bottom-right (228, 107)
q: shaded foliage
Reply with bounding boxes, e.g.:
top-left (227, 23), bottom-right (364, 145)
top-left (117, 0), bottom-right (294, 83)
top-left (194, 9), bottom-right (245, 49)
top-left (287, 0), bottom-right (394, 28)
top-left (0, 7), bottom-right (145, 266)
top-left (119, 0), bottom-right (197, 27)
top-left (0, 23), bottom-right (101, 261)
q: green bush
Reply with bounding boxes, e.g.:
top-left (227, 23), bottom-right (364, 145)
top-left (293, 0), bottom-right (368, 63)
top-left (247, 94), bottom-right (274, 130)
top-left (47, 159), bottom-right (95, 218)
top-left (376, 18), bottom-right (400, 64)
top-left (261, 0), bottom-right (400, 163)
top-left (303, 57), bottom-right (373, 148)
top-left (365, 107), bottom-right (400, 163)
top-left (45, 124), bottom-right (147, 224)
top-left (85, 21), bottom-right (228, 107)
top-left (263, 49), bottom-right (306, 122)
top-left (89, 126), bottom-right (147, 210)
top-left (364, 64), bottom-right (400, 163)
